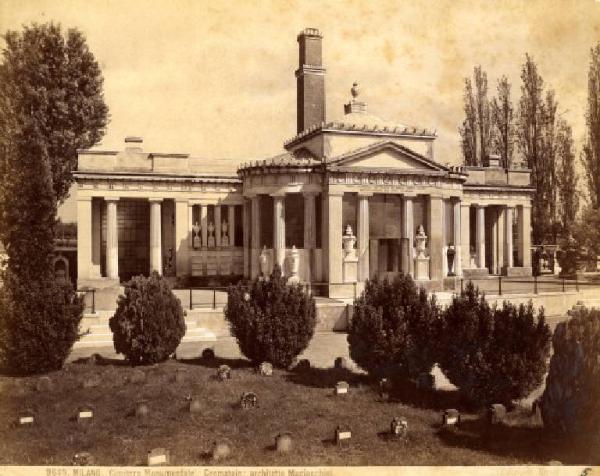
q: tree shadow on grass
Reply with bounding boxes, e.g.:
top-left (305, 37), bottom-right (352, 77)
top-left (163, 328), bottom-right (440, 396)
top-left (388, 383), bottom-right (465, 412)
top-left (436, 416), bottom-right (597, 465)
top-left (284, 366), bottom-right (369, 389)
top-left (177, 355), bottom-right (253, 370)
top-left (71, 354), bottom-right (129, 367)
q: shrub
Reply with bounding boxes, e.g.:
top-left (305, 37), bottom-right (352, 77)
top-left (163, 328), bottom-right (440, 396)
top-left (347, 274), bottom-right (440, 380)
top-left (438, 281), bottom-right (551, 407)
top-left (541, 307), bottom-right (600, 437)
top-left (0, 272), bottom-right (84, 375)
top-left (109, 272), bottom-right (185, 365)
top-left (224, 265), bottom-right (316, 368)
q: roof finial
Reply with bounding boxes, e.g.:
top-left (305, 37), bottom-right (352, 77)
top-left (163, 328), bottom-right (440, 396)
top-left (351, 82), bottom-right (360, 99)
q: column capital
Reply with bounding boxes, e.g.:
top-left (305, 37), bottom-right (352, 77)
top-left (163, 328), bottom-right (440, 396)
top-left (104, 197), bottom-right (120, 202)
top-left (271, 192), bottom-right (286, 199)
top-left (77, 196), bottom-right (93, 202)
top-left (403, 193), bottom-right (417, 199)
top-left (175, 198), bottom-right (189, 204)
top-left (357, 192), bottom-right (373, 198)
top-left (302, 191), bottom-right (319, 198)
top-left (326, 190), bottom-right (345, 197)
top-left (148, 197), bottom-right (164, 203)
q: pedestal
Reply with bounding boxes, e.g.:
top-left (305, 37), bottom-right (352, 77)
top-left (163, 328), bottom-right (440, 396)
top-left (415, 256), bottom-right (430, 280)
top-left (343, 257), bottom-right (358, 283)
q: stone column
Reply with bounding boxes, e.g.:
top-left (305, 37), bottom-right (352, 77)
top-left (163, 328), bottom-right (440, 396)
top-left (453, 198), bottom-right (462, 276)
top-left (460, 204), bottom-right (471, 269)
top-left (496, 207), bottom-right (505, 275)
top-left (303, 192), bottom-right (317, 280)
top-left (504, 206), bottom-right (514, 270)
top-left (215, 205), bottom-right (222, 247)
top-left (250, 195), bottom-right (261, 278)
top-left (188, 204), bottom-right (194, 248)
top-left (428, 196), bottom-right (444, 281)
top-left (518, 205), bottom-right (532, 268)
top-left (105, 197), bottom-right (119, 280)
top-left (357, 193), bottom-right (371, 281)
top-left (228, 205), bottom-right (235, 247)
top-left (76, 197), bottom-right (93, 282)
top-left (273, 194), bottom-right (286, 270)
top-left (200, 204), bottom-right (208, 247)
top-left (491, 208), bottom-right (498, 274)
top-left (476, 205), bottom-right (486, 269)
top-left (326, 192), bottom-right (344, 284)
top-left (402, 195), bottom-right (415, 276)
top-left (175, 199), bottom-right (189, 276)
top-left (149, 198), bottom-right (163, 275)
top-left (242, 199), bottom-right (250, 277)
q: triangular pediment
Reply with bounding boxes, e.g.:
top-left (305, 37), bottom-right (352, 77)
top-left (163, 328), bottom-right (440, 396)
top-left (328, 140), bottom-right (447, 172)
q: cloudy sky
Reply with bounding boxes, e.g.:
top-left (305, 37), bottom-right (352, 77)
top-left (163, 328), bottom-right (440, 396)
top-left (2, 0), bottom-right (600, 219)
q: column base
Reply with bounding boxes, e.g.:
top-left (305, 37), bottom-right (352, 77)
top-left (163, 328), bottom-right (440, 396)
top-left (502, 266), bottom-right (532, 277)
top-left (462, 268), bottom-right (489, 278)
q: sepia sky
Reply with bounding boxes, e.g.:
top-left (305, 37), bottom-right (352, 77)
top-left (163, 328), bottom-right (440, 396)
top-left (2, 0), bottom-right (600, 219)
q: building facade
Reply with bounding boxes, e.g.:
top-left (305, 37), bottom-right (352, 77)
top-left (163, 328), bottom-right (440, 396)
top-left (75, 28), bottom-right (533, 297)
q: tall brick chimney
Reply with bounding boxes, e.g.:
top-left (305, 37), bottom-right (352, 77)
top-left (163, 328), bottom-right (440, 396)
top-left (296, 28), bottom-right (326, 133)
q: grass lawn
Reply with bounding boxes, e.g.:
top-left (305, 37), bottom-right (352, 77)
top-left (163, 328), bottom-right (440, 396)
top-left (0, 350), bottom-right (596, 466)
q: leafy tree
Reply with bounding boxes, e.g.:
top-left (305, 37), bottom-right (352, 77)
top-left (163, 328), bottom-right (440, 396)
top-left (347, 274), bottom-right (440, 381)
top-left (582, 43), bottom-right (600, 209)
top-left (459, 66), bottom-right (491, 166)
top-left (556, 120), bottom-right (579, 239)
top-left (225, 265), bottom-right (316, 368)
top-left (573, 206), bottom-right (600, 256)
top-left (0, 22), bottom-right (108, 204)
top-left (490, 76), bottom-right (514, 168)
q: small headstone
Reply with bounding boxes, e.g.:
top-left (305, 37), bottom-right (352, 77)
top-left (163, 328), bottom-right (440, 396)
top-left (240, 391), bottom-right (258, 410)
top-left (72, 452), bottom-right (94, 466)
top-left (258, 362), bottom-right (273, 376)
top-left (416, 372), bottom-right (434, 390)
top-left (335, 425), bottom-right (352, 445)
top-left (334, 357), bottom-right (351, 370)
top-left (77, 406), bottom-right (94, 424)
top-left (275, 432), bottom-right (293, 453)
top-left (487, 403), bottom-right (507, 425)
top-left (147, 448), bottom-right (170, 466)
top-left (211, 439), bottom-right (232, 461)
top-left (35, 376), bottom-right (53, 392)
top-left (174, 368), bottom-right (187, 383)
top-left (201, 348), bottom-right (216, 361)
top-left (390, 417), bottom-right (408, 440)
top-left (81, 373), bottom-right (102, 389)
top-left (334, 381), bottom-right (349, 396)
top-left (442, 408), bottom-right (460, 426)
top-left (217, 365), bottom-right (231, 381)
top-left (135, 400), bottom-right (149, 418)
top-left (379, 378), bottom-right (391, 400)
top-left (129, 370), bottom-right (146, 384)
top-left (17, 409), bottom-right (35, 426)
top-left (189, 396), bottom-right (202, 414)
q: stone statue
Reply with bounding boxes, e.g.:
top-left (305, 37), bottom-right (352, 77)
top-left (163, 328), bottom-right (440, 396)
top-left (192, 221), bottom-right (201, 249)
top-left (287, 245), bottom-right (300, 284)
top-left (207, 221), bottom-right (215, 248)
top-left (259, 245), bottom-right (269, 279)
top-left (221, 220), bottom-right (229, 247)
top-left (415, 225), bottom-right (427, 258)
top-left (342, 224), bottom-right (357, 258)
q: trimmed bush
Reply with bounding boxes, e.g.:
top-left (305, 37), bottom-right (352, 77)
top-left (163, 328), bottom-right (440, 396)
top-left (0, 272), bottom-right (84, 375)
top-left (109, 272), bottom-right (185, 365)
top-left (224, 265), bottom-right (316, 368)
top-left (347, 274), bottom-right (440, 380)
top-left (438, 281), bottom-right (551, 407)
top-left (541, 307), bottom-right (600, 437)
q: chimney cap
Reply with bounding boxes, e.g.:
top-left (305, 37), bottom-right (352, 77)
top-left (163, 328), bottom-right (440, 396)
top-left (297, 28), bottom-right (322, 40)
top-left (125, 136), bottom-right (143, 143)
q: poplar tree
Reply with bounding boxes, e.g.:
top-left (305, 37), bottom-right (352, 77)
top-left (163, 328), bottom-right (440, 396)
top-left (556, 120), bottom-right (579, 238)
top-left (459, 66), bottom-right (491, 166)
top-left (582, 43), bottom-right (600, 209)
top-left (490, 76), bottom-right (514, 168)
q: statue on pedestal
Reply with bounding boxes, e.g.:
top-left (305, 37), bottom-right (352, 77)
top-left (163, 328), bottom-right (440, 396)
top-left (414, 224), bottom-right (430, 281)
top-left (259, 245), bottom-right (269, 280)
top-left (192, 222), bottom-right (201, 249)
top-left (287, 245), bottom-right (300, 284)
top-left (221, 220), bottom-right (229, 247)
top-left (415, 224), bottom-right (428, 258)
top-left (207, 222), bottom-right (215, 248)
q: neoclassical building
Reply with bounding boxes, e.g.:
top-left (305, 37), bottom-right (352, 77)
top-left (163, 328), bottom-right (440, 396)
top-left (75, 28), bottom-right (533, 298)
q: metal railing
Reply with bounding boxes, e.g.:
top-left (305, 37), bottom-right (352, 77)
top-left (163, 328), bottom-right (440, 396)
top-left (457, 274), bottom-right (593, 296)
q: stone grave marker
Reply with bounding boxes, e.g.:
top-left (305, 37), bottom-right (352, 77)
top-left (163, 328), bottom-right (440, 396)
top-left (487, 403), bottom-right (507, 425)
top-left (211, 439), bottom-right (232, 461)
top-left (147, 448), bottom-right (170, 466)
top-left (258, 362), bottom-right (273, 376)
top-left (390, 417), bottom-right (408, 440)
top-left (442, 408), bottom-right (460, 427)
top-left (72, 452), bottom-right (95, 466)
top-left (81, 373), bottom-right (102, 389)
top-left (217, 365), bottom-right (231, 381)
top-left (17, 409), bottom-right (36, 427)
top-left (379, 378), bottom-right (391, 400)
top-left (135, 400), bottom-right (149, 418)
top-left (240, 391), bottom-right (258, 410)
top-left (189, 396), bottom-right (202, 414)
top-left (275, 432), bottom-right (293, 453)
top-left (334, 381), bottom-right (349, 396)
top-left (174, 368), bottom-right (187, 383)
top-left (77, 405), bottom-right (94, 425)
top-left (335, 425), bottom-right (352, 445)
